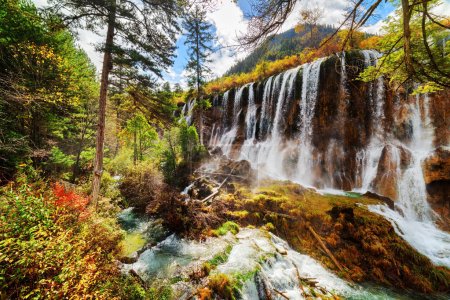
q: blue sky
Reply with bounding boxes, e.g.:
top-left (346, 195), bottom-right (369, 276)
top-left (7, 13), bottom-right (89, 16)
top-left (163, 0), bottom-right (397, 87)
top-left (33, 0), bottom-right (449, 87)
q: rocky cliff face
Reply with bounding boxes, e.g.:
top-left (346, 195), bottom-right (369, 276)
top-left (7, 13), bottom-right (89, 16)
top-left (183, 50), bottom-right (449, 233)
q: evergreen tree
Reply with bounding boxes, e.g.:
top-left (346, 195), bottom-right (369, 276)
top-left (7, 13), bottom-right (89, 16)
top-left (50, 0), bottom-right (181, 205)
top-left (182, 5), bottom-right (215, 145)
top-left (174, 83), bottom-right (183, 93)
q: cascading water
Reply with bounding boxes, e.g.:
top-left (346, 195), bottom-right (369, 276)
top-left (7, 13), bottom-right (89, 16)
top-left (369, 92), bottom-right (450, 267)
top-left (218, 90), bottom-right (237, 156)
top-left (237, 65), bottom-right (303, 179)
top-left (295, 58), bottom-right (326, 185)
top-left (119, 216), bottom-right (411, 300)
top-left (211, 51), bottom-right (450, 267)
top-left (244, 83), bottom-right (256, 139)
top-left (180, 99), bottom-right (196, 125)
top-left (356, 50), bottom-right (386, 190)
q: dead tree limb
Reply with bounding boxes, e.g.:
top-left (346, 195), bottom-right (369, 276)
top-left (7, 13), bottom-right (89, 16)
top-left (307, 226), bottom-right (345, 274)
top-left (200, 177), bottom-right (228, 203)
top-left (293, 264), bottom-right (306, 297)
top-left (129, 269), bottom-right (147, 289)
top-left (273, 288), bottom-right (290, 299)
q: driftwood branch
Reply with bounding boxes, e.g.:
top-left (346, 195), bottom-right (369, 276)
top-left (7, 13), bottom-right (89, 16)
top-left (129, 269), bottom-right (147, 289)
top-left (293, 264), bottom-right (306, 297)
top-left (307, 226), bottom-right (345, 274)
top-left (194, 171), bottom-right (247, 180)
top-left (200, 177), bottom-right (228, 203)
top-left (273, 288), bottom-right (290, 299)
top-left (200, 163), bottom-right (240, 203)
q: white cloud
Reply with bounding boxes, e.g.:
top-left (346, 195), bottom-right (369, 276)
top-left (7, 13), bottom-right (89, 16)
top-left (201, 0), bottom-right (350, 78)
top-left (75, 29), bottom-right (105, 73)
top-left (205, 1), bottom-right (250, 77)
top-left (280, 0), bottom-right (348, 32)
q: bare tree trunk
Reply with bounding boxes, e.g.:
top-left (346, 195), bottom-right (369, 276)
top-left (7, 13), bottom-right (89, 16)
top-left (195, 22), bottom-right (204, 146)
top-left (133, 128), bottom-right (137, 165)
top-left (401, 0), bottom-right (414, 76)
top-left (92, 4), bottom-right (116, 207)
top-left (71, 129), bottom-right (86, 183)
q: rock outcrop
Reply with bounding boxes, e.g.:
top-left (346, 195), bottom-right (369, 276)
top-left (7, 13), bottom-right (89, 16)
top-left (371, 144), bottom-right (411, 200)
top-left (423, 146), bottom-right (450, 230)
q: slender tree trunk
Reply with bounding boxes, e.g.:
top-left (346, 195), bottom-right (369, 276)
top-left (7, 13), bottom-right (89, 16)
top-left (133, 128), bottom-right (137, 165)
top-left (401, 0), bottom-right (414, 76)
top-left (92, 4), bottom-right (116, 207)
top-left (71, 128), bottom-right (86, 183)
top-left (195, 22), bottom-right (204, 146)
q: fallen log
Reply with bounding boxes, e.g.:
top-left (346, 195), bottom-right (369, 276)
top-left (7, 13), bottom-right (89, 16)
top-left (272, 288), bottom-right (290, 299)
top-left (194, 170), bottom-right (247, 180)
top-left (307, 226), bottom-right (345, 274)
top-left (293, 264), bottom-right (306, 297)
top-left (200, 177), bottom-right (227, 203)
top-left (129, 269), bottom-right (147, 289)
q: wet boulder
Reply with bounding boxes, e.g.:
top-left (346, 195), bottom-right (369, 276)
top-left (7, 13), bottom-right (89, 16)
top-left (363, 191), bottom-right (395, 209)
top-left (422, 146), bottom-right (450, 231)
top-left (422, 146), bottom-right (450, 184)
top-left (217, 159), bottom-right (255, 182)
top-left (189, 177), bottom-right (215, 199)
top-left (370, 144), bottom-right (412, 200)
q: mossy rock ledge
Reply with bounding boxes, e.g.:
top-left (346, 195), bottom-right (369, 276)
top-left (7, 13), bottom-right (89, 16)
top-left (178, 179), bottom-right (449, 294)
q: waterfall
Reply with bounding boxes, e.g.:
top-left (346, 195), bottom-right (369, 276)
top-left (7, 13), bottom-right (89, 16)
top-left (218, 84), bottom-right (251, 156)
top-left (295, 58), bottom-right (326, 184)
top-left (213, 51), bottom-right (450, 267)
top-left (271, 66), bottom-right (301, 139)
top-left (244, 83), bottom-right (256, 140)
top-left (233, 84), bottom-right (247, 126)
top-left (369, 93), bottom-right (450, 267)
top-left (238, 65), bottom-right (303, 179)
top-left (221, 90), bottom-right (230, 127)
top-left (355, 50), bottom-right (386, 190)
top-left (180, 99), bottom-right (196, 125)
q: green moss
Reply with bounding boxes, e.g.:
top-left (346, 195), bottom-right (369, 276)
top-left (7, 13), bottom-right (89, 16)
top-left (119, 232), bottom-right (146, 257)
top-left (227, 210), bottom-right (249, 218)
top-left (264, 222), bottom-right (275, 231)
top-left (208, 273), bottom-right (235, 300)
top-left (148, 285), bottom-right (173, 300)
top-left (208, 244), bottom-right (233, 267)
top-left (212, 221), bottom-right (240, 236)
top-left (232, 269), bottom-right (258, 292)
top-left (343, 191), bottom-right (363, 198)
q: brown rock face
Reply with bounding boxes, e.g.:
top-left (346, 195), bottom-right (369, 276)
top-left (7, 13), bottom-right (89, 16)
top-left (423, 146), bottom-right (450, 230)
top-left (423, 146), bottom-right (450, 184)
top-left (371, 144), bottom-right (412, 200)
top-left (371, 145), bottom-right (400, 200)
top-left (429, 90), bottom-right (450, 147)
top-left (427, 181), bottom-right (450, 231)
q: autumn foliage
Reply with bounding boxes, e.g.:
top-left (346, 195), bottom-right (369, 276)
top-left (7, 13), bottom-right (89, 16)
top-left (53, 182), bottom-right (90, 220)
top-left (0, 175), bottom-right (136, 299)
top-left (205, 30), bottom-right (379, 94)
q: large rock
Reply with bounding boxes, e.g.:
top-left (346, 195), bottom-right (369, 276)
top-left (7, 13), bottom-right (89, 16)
top-left (423, 146), bottom-right (450, 231)
top-left (422, 146), bottom-right (450, 184)
top-left (371, 144), bottom-right (411, 200)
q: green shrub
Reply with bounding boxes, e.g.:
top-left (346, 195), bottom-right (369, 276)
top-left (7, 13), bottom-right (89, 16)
top-left (212, 221), bottom-right (240, 236)
top-left (0, 177), bottom-right (132, 299)
top-left (119, 162), bottom-right (165, 211)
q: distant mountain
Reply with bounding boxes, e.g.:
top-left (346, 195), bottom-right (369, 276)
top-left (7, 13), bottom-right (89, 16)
top-left (226, 24), bottom-right (336, 76)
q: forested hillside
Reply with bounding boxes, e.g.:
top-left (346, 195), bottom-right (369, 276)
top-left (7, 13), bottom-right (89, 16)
top-left (226, 25), bottom-right (336, 75)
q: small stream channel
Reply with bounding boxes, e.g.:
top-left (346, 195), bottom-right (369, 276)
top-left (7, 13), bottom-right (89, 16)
top-left (117, 208), bottom-right (447, 300)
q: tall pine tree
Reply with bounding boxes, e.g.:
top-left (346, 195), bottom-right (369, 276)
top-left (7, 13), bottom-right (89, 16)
top-left (50, 0), bottom-right (181, 205)
top-left (182, 5), bottom-right (215, 145)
